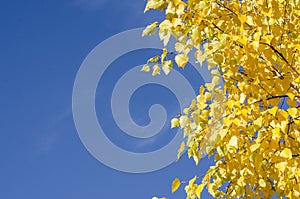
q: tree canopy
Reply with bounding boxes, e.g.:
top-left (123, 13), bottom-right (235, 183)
top-left (142, 0), bottom-right (300, 198)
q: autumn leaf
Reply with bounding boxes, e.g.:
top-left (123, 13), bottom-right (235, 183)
top-left (171, 118), bottom-right (180, 128)
top-left (171, 178), bottom-right (181, 193)
top-left (177, 141), bottom-right (185, 160)
top-left (140, 64), bottom-right (150, 72)
top-left (175, 54), bottom-right (188, 68)
top-left (142, 22), bottom-right (158, 37)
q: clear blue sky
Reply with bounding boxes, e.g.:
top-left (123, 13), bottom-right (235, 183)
top-left (0, 0), bottom-right (215, 198)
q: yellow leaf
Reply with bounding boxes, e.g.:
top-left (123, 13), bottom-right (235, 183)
top-left (179, 115), bottom-right (189, 128)
top-left (287, 93), bottom-right (295, 100)
top-left (196, 184), bottom-right (205, 198)
top-left (191, 27), bottom-right (201, 43)
top-left (189, 176), bottom-right (197, 186)
top-left (162, 60), bottom-right (173, 75)
top-left (205, 83), bottom-right (214, 91)
top-left (171, 118), bottom-right (180, 128)
top-left (268, 106), bottom-right (278, 116)
top-left (275, 162), bottom-right (288, 172)
top-left (287, 108), bottom-right (298, 118)
top-left (280, 120), bottom-right (288, 133)
top-left (177, 141), bottom-right (185, 159)
top-left (175, 54), bottom-right (189, 68)
top-left (207, 59), bottom-right (217, 70)
top-left (172, 178), bottom-right (181, 193)
top-left (189, 99), bottom-right (196, 110)
top-left (246, 16), bottom-right (255, 26)
top-left (204, 92), bottom-right (212, 101)
top-left (254, 116), bottom-right (263, 127)
top-left (148, 56), bottom-right (159, 63)
top-left (236, 35), bottom-right (247, 46)
top-left (250, 143), bottom-right (260, 152)
top-left (159, 19), bottom-right (172, 30)
top-left (194, 50), bottom-right (206, 65)
top-left (144, 0), bottom-right (166, 12)
top-left (200, 86), bottom-right (205, 95)
top-left (280, 148), bottom-right (292, 159)
top-left (277, 110), bottom-right (289, 120)
top-left (161, 48), bottom-right (167, 62)
top-left (212, 76), bottom-right (221, 86)
top-left (140, 64), bottom-right (150, 72)
top-left (239, 93), bottom-right (246, 104)
top-left (152, 64), bottom-right (161, 76)
top-left (261, 7), bottom-right (272, 17)
top-left (238, 14), bottom-right (247, 23)
top-left (176, 3), bottom-right (186, 16)
top-left (259, 179), bottom-right (266, 187)
top-left (272, 127), bottom-right (281, 139)
top-left (142, 22), bottom-right (158, 37)
top-left (294, 9), bottom-right (300, 17)
top-left (159, 28), bottom-right (171, 46)
top-left (261, 35), bottom-right (274, 45)
top-left (212, 53), bottom-right (224, 65)
top-left (251, 41), bottom-right (260, 51)
top-left (175, 42), bottom-right (185, 53)
top-left (183, 108), bottom-right (189, 115)
top-left (166, 1), bottom-right (175, 15)
top-left (228, 135), bottom-right (238, 148)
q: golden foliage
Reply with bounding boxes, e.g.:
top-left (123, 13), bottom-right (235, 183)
top-left (143, 0), bottom-right (300, 198)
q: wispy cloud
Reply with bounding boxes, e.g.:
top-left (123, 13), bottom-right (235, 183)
top-left (35, 108), bottom-right (71, 155)
top-left (36, 131), bottom-right (59, 155)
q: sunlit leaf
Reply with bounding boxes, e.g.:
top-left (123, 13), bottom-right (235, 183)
top-left (142, 22), bottom-right (158, 37)
top-left (140, 64), bottom-right (150, 72)
top-left (172, 178), bottom-right (181, 193)
top-left (175, 54), bottom-right (188, 68)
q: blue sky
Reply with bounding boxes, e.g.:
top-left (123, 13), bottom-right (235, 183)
top-left (0, 0), bottom-right (215, 198)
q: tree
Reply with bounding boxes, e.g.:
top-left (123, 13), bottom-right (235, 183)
top-left (142, 0), bottom-right (300, 198)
